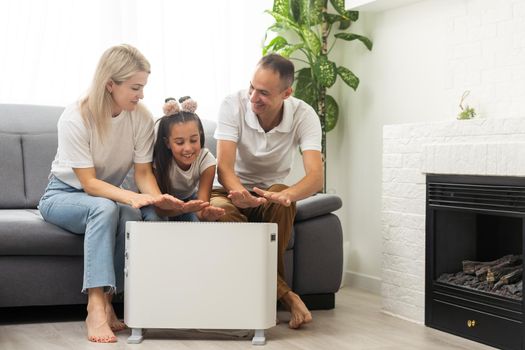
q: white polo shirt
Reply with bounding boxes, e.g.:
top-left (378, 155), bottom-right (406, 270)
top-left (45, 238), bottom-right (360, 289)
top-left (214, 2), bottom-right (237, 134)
top-left (214, 89), bottom-right (321, 189)
top-left (51, 102), bottom-right (155, 189)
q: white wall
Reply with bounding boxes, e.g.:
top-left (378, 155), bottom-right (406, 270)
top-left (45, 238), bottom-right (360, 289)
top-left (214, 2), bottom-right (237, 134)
top-left (332, 0), bottom-right (525, 293)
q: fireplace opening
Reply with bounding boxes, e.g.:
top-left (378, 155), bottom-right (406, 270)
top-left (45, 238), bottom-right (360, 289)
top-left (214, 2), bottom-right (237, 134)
top-left (426, 174), bottom-right (525, 350)
top-left (434, 210), bottom-right (522, 300)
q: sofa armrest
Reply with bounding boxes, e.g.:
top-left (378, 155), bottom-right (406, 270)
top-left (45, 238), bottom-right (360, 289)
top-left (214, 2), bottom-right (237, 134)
top-left (295, 194), bottom-right (342, 222)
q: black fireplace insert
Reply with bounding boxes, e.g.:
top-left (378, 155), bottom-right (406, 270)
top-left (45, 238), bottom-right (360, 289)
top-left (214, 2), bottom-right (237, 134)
top-left (425, 174), bottom-right (525, 350)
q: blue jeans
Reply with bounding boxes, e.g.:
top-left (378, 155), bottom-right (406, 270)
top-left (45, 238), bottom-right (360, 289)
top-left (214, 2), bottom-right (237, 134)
top-left (38, 176), bottom-right (161, 294)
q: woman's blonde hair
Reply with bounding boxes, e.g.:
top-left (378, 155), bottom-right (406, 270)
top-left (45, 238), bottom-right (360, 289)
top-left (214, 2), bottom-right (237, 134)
top-left (80, 44), bottom-right (151, 141)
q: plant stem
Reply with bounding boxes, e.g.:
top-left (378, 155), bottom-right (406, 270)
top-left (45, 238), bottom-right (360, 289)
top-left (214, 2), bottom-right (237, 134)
top-left (319, 3), bottom-right (329, 193)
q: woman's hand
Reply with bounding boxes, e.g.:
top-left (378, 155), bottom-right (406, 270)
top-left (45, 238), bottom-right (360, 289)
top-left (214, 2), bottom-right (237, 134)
top-left (127, 193), bottom-right (157, 209)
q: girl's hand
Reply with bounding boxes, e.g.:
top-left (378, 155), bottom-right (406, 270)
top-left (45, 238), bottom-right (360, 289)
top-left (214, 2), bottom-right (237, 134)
top-left (252, 187), bottom-right (292, 207)
top-left (198, 206), bottom-right (226, 221)
top-left (152, 194), bottom-right (185, 211)
top-left (181, 200), bottom-right (209, 214)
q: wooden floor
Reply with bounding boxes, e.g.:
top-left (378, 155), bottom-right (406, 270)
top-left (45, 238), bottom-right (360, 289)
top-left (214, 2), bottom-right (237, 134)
top-left (0, 287), bottom-right (496, 350)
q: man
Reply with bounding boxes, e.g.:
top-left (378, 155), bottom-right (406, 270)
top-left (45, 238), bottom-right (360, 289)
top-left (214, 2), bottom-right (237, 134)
top-left (211, 54), bottom-right (323, 329)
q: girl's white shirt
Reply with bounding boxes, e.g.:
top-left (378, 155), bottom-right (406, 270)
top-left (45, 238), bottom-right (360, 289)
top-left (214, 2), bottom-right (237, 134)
top-left (166, 148), bottom-right (216, 199)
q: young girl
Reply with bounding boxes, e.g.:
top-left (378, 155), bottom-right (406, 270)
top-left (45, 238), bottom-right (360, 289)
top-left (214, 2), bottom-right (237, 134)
top-left (153, 96), bottom-right (225, 221)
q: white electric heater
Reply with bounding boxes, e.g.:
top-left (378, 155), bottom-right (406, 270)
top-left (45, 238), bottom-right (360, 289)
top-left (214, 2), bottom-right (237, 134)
top-left (124, 221), bottom-right (278, 345)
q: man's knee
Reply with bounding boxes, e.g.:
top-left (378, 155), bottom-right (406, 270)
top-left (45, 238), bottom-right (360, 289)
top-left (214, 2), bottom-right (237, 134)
top-left (211, 190), bottom-right (247, 222)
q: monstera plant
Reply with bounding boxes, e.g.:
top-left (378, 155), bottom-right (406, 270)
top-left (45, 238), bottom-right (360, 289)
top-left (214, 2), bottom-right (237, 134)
top-left (263, 0), bottom-right (372, 190)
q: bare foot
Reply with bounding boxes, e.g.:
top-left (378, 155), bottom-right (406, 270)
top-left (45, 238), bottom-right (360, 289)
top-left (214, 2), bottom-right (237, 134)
top-left (105, 303), bottom-right (126, 332)
top-left (280, 291), bottom-right (312, 329)
top-left (86, 305), bottom-right (117, 343)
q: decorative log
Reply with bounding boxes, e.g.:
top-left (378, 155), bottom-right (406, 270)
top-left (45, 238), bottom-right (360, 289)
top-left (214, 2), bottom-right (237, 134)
top-left (462, 254), bottom-right (521, 276)
top-left (440, 255), bottom-right (523, 300)
top-left (487, 265), bottom-right (521, 283)
top-left (493, 267), bottom-right (523, 290)
top-left (503, 281), bottom-right (522, 296)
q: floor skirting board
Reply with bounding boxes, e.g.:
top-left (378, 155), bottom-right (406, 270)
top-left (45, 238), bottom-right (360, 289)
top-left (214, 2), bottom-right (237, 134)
top-left (344, 271), bottom-right (381, 295)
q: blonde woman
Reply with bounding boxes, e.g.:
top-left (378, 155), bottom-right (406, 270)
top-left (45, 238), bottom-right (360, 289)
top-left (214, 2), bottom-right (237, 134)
top-left (38, 44), bottom-right (193, 343)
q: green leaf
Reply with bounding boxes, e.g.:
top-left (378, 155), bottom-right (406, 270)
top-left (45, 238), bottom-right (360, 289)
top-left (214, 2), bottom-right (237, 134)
top-left (291, 0), bottom-right (302, 22)
top-left (266, 10), bottom-right (301, 32)
top-left (263, 36), bottom-right (288, 55)
top-left (338, 19), bottom-right (351, 30)
top-left (294, 68), bottom-right (319, 111)
top-left (324, 13), bottom-right (342, 25)
top-left (300, 27), bottom-right (321, 56)
top-left (273, 0), bottom-right (291, 18)
top-left (324, 12), bottom-right (351, 28)
top-left (347, 10), bottom-right (359, 21)
top-left (266, 22), bottom-right (286, 34)
top-left (337, 66), bottom-right (359, 90)
top-left (324, 95), bottom-right (339, 132)
top-left (278, 43), bottom-right (304, 58)
top-left (334, 33), bottom-right (373, 50)
top-left (306, 0), bottom-right (325, 25)
top-left (314, 56), bottom-right (337, 88)
top-left (329, 0), bottom-right (346, 15)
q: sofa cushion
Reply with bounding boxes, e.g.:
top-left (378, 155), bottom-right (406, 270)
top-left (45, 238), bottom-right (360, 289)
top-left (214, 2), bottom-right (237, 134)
top-left (0, 134), bottom-right (25, 208)
top-left (23, 133), bottom-right (57, 207)
top-left (0, 210), bottom-right (83, 256)
top-left (0, 104), bottom-right (62, 134)
top-left (202, 119), bottom-right (217, 157)
top-left (0, 104), bottom-right (63, 209)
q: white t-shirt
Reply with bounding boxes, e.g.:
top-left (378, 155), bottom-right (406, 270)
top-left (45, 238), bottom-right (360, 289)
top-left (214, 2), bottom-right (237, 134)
top-left (166, 148), bottom-right (216, 199)
top-left (214, 89), bottom-right (321, 189)
top-left (51, 102), bottom-right (155, 189)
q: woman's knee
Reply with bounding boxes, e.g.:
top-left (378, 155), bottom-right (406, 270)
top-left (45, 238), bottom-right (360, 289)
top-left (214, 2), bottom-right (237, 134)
top-left (92, 197), bottom-right (119, 213)
top-left (88, 198), bottom-right (120, 224)
top-left (118, 203), bottom-right (143, 222)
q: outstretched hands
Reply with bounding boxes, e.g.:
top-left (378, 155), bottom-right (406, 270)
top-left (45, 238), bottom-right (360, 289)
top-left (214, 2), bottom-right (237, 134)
top-left (252, 187), bottom-right (293, 207)
top-left (228, 189), bottom-right (267, 208)
top-left (127, 193), bottom-right (206, 214)
top-left (199, 206), bottom-right (226, 221)
top-left (228, 187), bottom-right (293, 208)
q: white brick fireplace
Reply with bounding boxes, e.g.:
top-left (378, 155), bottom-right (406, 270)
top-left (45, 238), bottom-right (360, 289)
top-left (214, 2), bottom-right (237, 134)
top-left (381, 117), bottom-right (525, 323)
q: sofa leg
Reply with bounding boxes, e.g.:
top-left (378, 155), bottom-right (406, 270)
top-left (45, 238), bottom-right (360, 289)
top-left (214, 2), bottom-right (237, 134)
top-left (300, 293), bottom-right (335, 310)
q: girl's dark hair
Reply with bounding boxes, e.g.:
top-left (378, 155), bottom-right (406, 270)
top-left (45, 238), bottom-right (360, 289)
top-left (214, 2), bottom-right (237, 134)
top-left (153, 97), bottom-right (205, 194)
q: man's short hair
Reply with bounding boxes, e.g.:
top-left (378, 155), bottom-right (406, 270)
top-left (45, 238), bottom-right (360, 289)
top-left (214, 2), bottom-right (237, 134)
top-left (257, 54), bottom-right (295, 89)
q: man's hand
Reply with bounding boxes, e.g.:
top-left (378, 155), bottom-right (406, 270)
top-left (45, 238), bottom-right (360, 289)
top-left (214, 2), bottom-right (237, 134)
top-left (228, 189), bottom-right (266, 208)
top-left (253, 187), bottom-right (292, 207)
top-left (198, 206), bottom-right (226, 221)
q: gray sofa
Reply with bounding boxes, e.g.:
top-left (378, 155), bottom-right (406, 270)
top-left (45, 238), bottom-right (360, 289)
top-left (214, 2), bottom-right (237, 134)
top-left (0, 104), bottom-right (343, 310)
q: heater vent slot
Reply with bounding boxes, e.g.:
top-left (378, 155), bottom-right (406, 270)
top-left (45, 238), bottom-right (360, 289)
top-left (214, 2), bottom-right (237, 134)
top-left (428, 181), bottom-right (525, 214)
